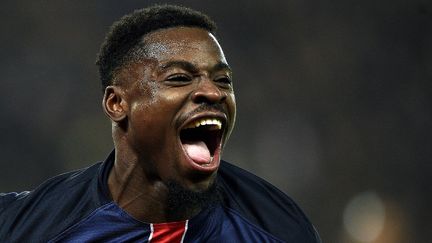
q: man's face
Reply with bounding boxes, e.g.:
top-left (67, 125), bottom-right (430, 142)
top-left (116, 27), bottom-right (236, 191)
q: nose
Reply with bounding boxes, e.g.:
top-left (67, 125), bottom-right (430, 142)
top-left (191, 79), bottom-right (227, 104)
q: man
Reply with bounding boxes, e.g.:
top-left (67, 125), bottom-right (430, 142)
top-left (0, 5), bottom-right (320, 242)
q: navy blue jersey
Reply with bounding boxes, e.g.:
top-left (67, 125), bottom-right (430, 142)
top-left (0, 151), bottom-right (320, 242)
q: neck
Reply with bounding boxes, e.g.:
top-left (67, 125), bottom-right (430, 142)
top-left (108, 148), bottom-right (205, 223)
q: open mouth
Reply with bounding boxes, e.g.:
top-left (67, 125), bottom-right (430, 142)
top-left (180, 118), bottom-right (224, 166)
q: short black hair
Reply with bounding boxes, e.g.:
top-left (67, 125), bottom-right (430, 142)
top-left (96, 4), bottom-right (217, 92)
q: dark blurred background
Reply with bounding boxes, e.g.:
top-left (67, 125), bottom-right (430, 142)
top-left (1, 0), bottom-right (431, 242)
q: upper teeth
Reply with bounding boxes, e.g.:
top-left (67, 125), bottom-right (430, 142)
top-left (184, 118), bottom-right (222, 130)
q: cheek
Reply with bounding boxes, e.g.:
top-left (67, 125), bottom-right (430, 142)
top-left (225, 93), bottom-right (237, 135)
top-left (228, 93), bottom-right (236, 117)
top-left (128, 90), bottom-right (185, 137)
top-left (157, 89), bottom-right (191, 121)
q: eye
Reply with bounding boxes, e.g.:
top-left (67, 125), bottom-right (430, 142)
top-left (166, 74), bottom-right (192, 82)
top-left (215, 76), bottom-right (232, 85)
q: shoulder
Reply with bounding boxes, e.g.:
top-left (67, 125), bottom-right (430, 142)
top-left (217, 160), bottom-right (321, 243)
top-left (0, 162), bottom-right (105, 242)
top-left (0, 191), bottom-right (30, 214)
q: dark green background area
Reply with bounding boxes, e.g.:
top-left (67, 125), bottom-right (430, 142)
top-left (1, 1), bottom-right (430, 242)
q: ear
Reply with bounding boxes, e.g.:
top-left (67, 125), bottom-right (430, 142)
top-left (102, 86), bottom-right (128, 122)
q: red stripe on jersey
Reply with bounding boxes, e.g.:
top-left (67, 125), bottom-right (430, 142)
top-left (149, 220), bottom-right (188, 243)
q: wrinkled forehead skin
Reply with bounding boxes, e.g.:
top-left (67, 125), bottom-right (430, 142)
top-left (141, 27), bottom-right (229, 70)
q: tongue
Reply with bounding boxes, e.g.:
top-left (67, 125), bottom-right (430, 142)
top-left (183, 140), bottom-right (211, 164)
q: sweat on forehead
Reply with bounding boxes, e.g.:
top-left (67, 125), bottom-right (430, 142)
top-left (137, 27), bottom-right (223, 60)
top-left (96, 4), bottom-right (217, 92)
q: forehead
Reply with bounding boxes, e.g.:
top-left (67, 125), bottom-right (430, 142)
top-left (140, 27), bottom-right (227, 65)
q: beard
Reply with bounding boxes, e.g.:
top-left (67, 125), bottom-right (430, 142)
top-left (165, 179), bottom-right (221, 219)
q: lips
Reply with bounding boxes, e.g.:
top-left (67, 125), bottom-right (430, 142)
top-left (178, 114), bottom-right (226, 173)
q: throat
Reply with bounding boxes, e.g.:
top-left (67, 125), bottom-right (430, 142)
top-left (108, 159), bottom-right (220, 223)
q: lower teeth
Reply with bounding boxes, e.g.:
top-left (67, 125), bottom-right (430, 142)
top-left (202, 157), bottom-right (214, 166)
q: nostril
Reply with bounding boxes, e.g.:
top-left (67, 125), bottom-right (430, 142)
top-left (193, 95), bottom-right (210, 104)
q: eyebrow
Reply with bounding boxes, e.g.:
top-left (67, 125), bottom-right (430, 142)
top-left (159, 60), bottom-right (232, 75)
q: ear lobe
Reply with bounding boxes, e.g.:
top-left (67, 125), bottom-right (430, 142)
top-left (102, 86), bottom-right (127, 122)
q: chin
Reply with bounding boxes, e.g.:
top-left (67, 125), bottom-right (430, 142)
top-left (181, 170), bottom-right (218, 192)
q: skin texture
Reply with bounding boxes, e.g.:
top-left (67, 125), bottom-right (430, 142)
top-left (102, 27), bottom-right (236, 223)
